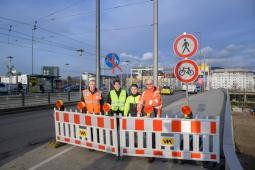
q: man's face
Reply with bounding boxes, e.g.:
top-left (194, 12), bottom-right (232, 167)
top-left (89, 81), bottom-right (96, 92)
top-left (114, 82), bottom-right (121, 91)
top-left (130, 86), bottom-right (138, 95)
top-left (146, 80), bottom-right (154, 90)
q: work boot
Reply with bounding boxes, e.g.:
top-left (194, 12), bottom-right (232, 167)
top-left (148, 157), bottom-right (155, 163)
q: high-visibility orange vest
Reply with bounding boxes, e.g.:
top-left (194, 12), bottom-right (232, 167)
top-left (138, 87), bottom-right (162, 117)
top-left (83, 89), bottom-right (102, 114)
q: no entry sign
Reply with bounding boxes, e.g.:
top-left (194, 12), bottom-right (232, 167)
top-left (174, 59), bottom-right (199, 83)
top-left (173, 33), bottom-right (198, 58)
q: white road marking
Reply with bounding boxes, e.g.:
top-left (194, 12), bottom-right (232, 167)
top-left (28, 145), bottom-right (75, 170)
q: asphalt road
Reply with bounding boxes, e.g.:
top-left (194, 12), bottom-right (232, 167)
top-left (0, 91), bottom-right (186, 167)
top-left (0, 109), bottom-right (55, 166)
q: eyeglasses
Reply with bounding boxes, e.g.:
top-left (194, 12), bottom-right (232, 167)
top-left (146, 83), bottom-right (153, 85)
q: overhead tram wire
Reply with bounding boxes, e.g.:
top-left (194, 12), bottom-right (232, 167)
top-left (0, 17), bottom-right (153, 56)
top-left (0, 32), bottom-right (75, 51)
top-left (101, 24), bottom-right (153, 31)
top-left (46, 0), bottom-right (152, 21)
top-left (0, 17), bottom-right (107, 52)
top-left (0, 40), bottom-right (75, 57)
top-left (0, 32), bottom-right (92, 54)
top-left (0, 0), bottom-right (152, 53)
top-left (0, 24), bottom-right (152, 60)
top-left (37, 0), bottom-right (87, 22)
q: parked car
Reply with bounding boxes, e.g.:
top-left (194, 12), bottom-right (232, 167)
top-left (161, 86), bottom-right (173, 95)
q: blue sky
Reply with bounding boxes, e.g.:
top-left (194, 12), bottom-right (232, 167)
top-left (0, 0), bottom-right (254, 77)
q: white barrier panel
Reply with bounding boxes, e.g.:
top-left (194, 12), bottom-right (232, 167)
top-left (119, 116), bottom-right (220, 162)
top-left (54, 110), bottom-right (118, 155)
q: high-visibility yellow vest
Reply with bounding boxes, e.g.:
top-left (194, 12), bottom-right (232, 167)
top-left (124, 95), bottom-right (140, 116)
top-left (110, 90), bottom-right (126, 111)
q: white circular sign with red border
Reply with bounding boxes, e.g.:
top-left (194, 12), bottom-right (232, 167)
top-left (174, 59), bottom-right (199, 83)
top-left (173, 33), bottom-right (198, 58)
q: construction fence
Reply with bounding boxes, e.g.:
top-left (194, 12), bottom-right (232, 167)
top-left (54, 110), bottom-right (220, 163)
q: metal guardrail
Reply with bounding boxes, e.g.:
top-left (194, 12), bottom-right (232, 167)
top-left (0, 92), bottom-right (81, 110)
top-left (223, 93), bottom-right (243, 170)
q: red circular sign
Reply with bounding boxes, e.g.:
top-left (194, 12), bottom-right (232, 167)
top-left (173, 33), bottom-right (198, 58)
top-left (174, 59), bottom-right (199, 83)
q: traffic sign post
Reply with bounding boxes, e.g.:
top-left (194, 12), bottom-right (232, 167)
top-left (105, 53), bottom-right (122, 74)
top-left (174, 59), bottom-right (199, 83)
top-left (173, 33), bottom-right (198, 58)
top-left (174, 59), bottom-right (199, 105)
top-left (173, 33), bottom-right (199, 106)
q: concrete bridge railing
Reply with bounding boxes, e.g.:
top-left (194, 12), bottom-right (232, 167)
top-left (223, 91), bottom-right (243, 170)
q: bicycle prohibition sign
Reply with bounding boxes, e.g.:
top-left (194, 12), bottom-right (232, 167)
top-left (174, 59), bottom-right (199, 83)
top-left (179, 67), bottom-right (194, 76)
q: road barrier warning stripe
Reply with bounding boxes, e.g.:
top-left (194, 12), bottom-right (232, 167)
top-left (74, 114), bottom-right (80, 124)
top-left (54, 110), bottom-right (220, 162)
top-left (172, 120), bottom-right (181, 132)
top-left (119, 118), bottom-right (218, 135)
top-left (55, 111), bottom-right (118, 156)
top-left (56, 112), bottom-right (59, 121)
top-left (191, 121), bottom-right (201, 133)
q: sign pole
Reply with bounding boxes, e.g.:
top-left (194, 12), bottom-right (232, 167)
top-left (186, 83), bottom-right (189, 105)
top-left (96, 0), bottom-right (101, 89)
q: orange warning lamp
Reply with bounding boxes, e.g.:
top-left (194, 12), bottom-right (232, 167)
top-left (144, 105), bottom-right (153, 117)
top-left (77, 101), bottom-right (86, 112)
top-left (55, 100), bottom-right (63, 110)
top-left (103, 103), bottom-right (111, 115)
top-left (181, 105), bottom-right (192, 118)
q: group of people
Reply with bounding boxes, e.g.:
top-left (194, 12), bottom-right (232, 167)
top-left (81, 79), bottom-right (162, 118)
top-left (80, 79), bottom-right (162, 162)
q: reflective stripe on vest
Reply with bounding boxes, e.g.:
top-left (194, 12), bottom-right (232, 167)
top-left (110, 90), bottom-right (126, 111)
top-left (83, 89), bottom-right (102, 113)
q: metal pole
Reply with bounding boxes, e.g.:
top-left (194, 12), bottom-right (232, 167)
top-left (32, 21), bottom-right (37, 75)
top-left (32, 29), bottom-right (34, 75)
top-left (80, 72), bottom-right (82, 99)
top-left (203, 53), bottom-right (206, 91)
top-left (153, 0), bottom-right (158, 86)
top-left (7, 56), bottom-right (13, 94)
top-left (186, 83), bottom-right (189, 105)
top-left (96, 0), bottom-right (101, 89)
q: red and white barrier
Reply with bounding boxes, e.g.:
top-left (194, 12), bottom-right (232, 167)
top-left (54, 110), bottom-right (220, 162)
top-left (54, 110), bottom-right (118, 155)
top-left (119, 115), bottom-right (220, 162)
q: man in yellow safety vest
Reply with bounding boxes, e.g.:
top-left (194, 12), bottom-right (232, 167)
top-left (107, 79), bottom-right (128, 116)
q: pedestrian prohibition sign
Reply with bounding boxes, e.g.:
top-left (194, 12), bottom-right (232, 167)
top-left (105, 53), bottom-right (122, 74)
top-left (173, 33), bottom-right (198, 58)
top-left (174, 59), bottom-right (199, 83)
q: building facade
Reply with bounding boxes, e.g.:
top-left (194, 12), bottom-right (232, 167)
top-left (209, 69), bottom-right (255, 91)
top-left (42, 66), bottom-right (60, 77)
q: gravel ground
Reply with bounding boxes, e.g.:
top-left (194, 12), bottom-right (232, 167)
top-left (233, 111), bottom-right (255, 170)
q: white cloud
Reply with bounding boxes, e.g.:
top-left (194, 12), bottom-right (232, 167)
top-left (119, 52), bottom-right (139, 60)
top-left (201, 46), bottom-right (213, 55)
top-left (202, 44), bottom-right (255, 70)
top-left (141, 52), bottom-right (153, 61)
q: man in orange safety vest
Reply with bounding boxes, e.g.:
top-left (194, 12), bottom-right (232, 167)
top-left (137, 79), bottom-right (162, 117)
top-left (81, 79), bottom-right (104, 114)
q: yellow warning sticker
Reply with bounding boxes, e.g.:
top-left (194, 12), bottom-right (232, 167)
top-left (161, 137), bottom-right (174, 146)
top-left (79, 129), bottom-right (87, 137)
